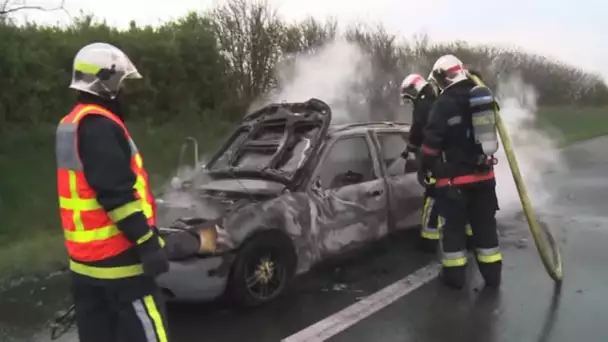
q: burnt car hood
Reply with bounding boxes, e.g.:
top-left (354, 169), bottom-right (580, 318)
top-left (202, 98), bottom-right (332, 185)
top-left (156, 98), bottom-right (332, 238)
top-left (155, 178), bottom-right (283, 229)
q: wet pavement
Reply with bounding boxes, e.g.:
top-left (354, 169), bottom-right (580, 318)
top-left (3, 136), bottom-right (608, 342)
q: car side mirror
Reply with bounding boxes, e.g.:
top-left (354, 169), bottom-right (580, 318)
top-left (177, 136), bottom-right (200, 170)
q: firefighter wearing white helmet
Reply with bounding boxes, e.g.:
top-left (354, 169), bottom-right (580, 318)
top-left (420, 54), bottom-right (502, 289)
top-left (399, 73), bottom-right (443, 252)
top-left (56, 42), bottom-right (172, 341)
top-left (69, 42), bottom-right (143, 100)
top-left (400, 73), bottom-right (474, 254)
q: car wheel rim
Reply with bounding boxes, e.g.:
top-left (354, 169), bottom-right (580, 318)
top-left (244, 251), bottom-right (286, 300)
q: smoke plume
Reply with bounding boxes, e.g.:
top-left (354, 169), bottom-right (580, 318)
top-left (253, 39), bottom-right (376, 124)
top-left (154, 154), bottom-right (222, 227)
top-left (493, 74), bottom-right (566, 218)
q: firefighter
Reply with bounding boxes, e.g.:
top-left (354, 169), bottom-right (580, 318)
top-left (400, 74), bottom-right (473, 253)
top-left (55, 42), bottom-right (171, 342)
top-left (420, 54), bottom-right (502, 289)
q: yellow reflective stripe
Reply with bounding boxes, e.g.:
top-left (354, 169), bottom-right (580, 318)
top-left (427, 176), bottom-right (436, 184)
top-left (74, 61), bottom-right (102, 75)
top-left (442, 258), bottom-right (467, 267)
top-left (442, 250), bottom-right (467, 267)
top-left (143, 295), bottom-right (169, 342)
top-left (421, 230), bottom-right (440, 240)
top-left (137, 231), bottom-right (165, 248)
top-left (137, 230), bottom-right (154, 245)
top-left (134, 175), bottom-right (153, 219)
top-left (68, 171), bottom-right (85, 232)
top-left (478, 253), bottom-right (502, 263)
top-left (69, 260), bottom-right (144, 279)
top-left (476, 247), bottom-right (502, 263)
top-left (134, 153), bottom-right (143, 168)
top-left (108, 199), bottom-right (143, 223)
top-left (64, 225), bottom-right (121, 243)
top-left (59, 196), bottom-right (103, 211)
top-left (421, 197), bottom-right (431, 226)
top-left (466, 224), bottom-right (473, 236)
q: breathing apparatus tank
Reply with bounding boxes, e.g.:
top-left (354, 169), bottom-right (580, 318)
top-left (469, 85), bottom-right (499, 157)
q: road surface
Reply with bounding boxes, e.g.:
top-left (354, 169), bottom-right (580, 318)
top-left (2, 136), bottom-right (608, 342)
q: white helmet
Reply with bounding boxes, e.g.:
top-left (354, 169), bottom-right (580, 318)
top-left (69, 42), bottom-right (142, 100)
top-left (428, 54), bottom-right (468, 91)
top-left (400, 73), bottom-right (428, 102)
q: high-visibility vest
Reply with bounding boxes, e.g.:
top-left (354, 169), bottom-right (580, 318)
top-left (56, 103), bottom-right (157, 279)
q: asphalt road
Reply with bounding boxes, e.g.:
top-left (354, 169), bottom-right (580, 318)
top-left (3, 136), bottom-right (608, 342)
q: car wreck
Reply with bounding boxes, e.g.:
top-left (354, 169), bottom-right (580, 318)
top-left (154, 98), bottom-right (425, 307)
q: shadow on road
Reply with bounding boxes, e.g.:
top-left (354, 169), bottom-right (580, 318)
top-left (536, 282), bottom-right (563, 342)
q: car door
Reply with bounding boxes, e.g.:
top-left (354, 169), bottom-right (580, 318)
top-left (374, 130), bottom-right (425, 234)
top-left (307, 133), bottom-right (388, 258)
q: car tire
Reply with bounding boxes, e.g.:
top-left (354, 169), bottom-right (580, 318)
top-left (227, 231), bottom-right (297, 307)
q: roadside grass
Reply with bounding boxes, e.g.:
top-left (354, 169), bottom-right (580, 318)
top-left (0, 106), bottom-right (606, 282)
top-left (536, 106), bottom-right (608, 146)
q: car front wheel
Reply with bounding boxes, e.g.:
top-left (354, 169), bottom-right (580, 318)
top-left (227, 231), bottom-right (297, 307)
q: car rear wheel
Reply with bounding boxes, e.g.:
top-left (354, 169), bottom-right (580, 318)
top-left (227, 232), bottom-right (297, 307)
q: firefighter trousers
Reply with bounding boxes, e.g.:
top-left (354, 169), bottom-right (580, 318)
top-left (71, 274), bottom-right (170, 342)
top-left (420, 189), bottom-right (473, 252)
top-left (435, 179), bottom-right (502, 288)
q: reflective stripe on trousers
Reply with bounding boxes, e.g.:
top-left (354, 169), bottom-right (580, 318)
top-left (442, 250), bottom-right (467, 267)
top-left (476, 247), bottom-right (502, 263)
top-left (422, 201), bottom-right (471, 240)
top-left (132, 295), bottom-right (169, 342)
top-left (421, 197), bottom-right (441, 240)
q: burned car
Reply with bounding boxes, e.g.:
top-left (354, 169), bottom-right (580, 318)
top-left (155, 98), bottom-right (424, 307)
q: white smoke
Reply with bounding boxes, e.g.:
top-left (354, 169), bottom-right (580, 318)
top-left (154, 154), bottom-right (221, 227)
top-left (493, 74), bottom-right (566, 218)
top-left (255, 39), bottom-right (375, 124)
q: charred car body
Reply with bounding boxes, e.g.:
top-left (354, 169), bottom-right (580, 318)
top-left (155, 98), bottom-right (424, 306)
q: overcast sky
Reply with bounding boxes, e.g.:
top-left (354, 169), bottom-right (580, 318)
top-left (11, 0), bottom-right (608, 81)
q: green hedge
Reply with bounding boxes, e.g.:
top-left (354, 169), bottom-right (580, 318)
top-left (0, 0), bottom-right (606, 129)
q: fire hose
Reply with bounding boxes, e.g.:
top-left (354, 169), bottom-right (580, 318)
top-left (49, 303), bottom-right (76, 340)
top-left (469, 73), bottom-right (563, 283)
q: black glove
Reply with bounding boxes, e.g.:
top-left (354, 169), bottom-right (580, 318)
top-left (136, 231), bottom-right (170, 278)
top-left (401, 144), bottom-right (419, 158)
top-left (417, 169), bottom-right (428, 187)
top-left (420, 152), bottom-right (436, 175)
top-left (140, 248), bottom-right (169, 277)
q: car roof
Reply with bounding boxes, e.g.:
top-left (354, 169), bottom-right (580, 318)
top-left (327, 121), bottom-right (411, 138)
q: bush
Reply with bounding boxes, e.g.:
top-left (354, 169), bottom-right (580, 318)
top-left (0, 0), bottom-right (605, 129)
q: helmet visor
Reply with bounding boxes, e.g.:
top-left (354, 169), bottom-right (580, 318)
top-left (400, 84), bottom-right (418, 102)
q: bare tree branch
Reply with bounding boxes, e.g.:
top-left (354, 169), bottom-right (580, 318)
top-left (1, 0), bottom-right (70, 20)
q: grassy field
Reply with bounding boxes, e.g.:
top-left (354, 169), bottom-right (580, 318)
top-left (0, 106), bottom-right (606, 282)
top-left (536, 106), bottom-right (608, 146)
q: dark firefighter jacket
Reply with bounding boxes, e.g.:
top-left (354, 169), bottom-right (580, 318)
top-left (408, 83), bottom-right (438, 149)
top-left (420, 78), bottom-right (495, 185)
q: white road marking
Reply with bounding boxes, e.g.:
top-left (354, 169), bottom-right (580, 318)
top-left (282, 262), bottom-right (441, 342)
